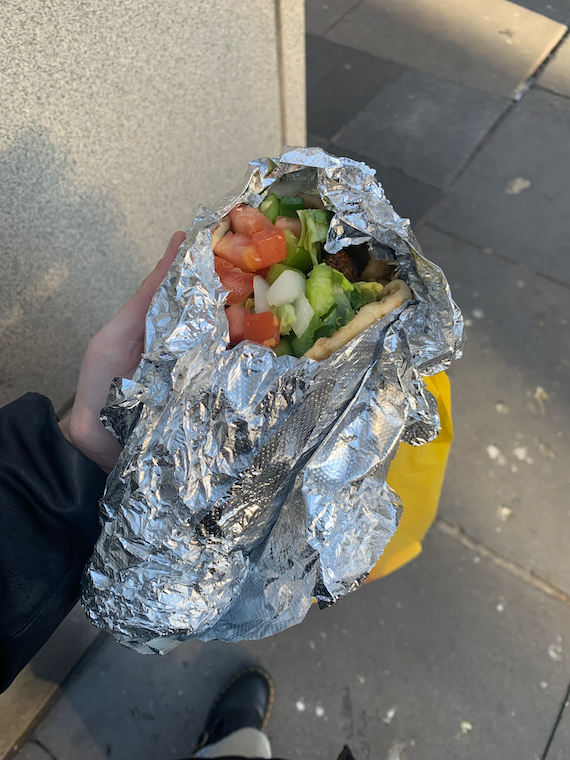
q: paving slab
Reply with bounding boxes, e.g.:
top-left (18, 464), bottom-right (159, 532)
top-left (430, 88), bottom-right (570, 286)
top-left (548, 697), bottom-right (570, 759)
top-left (307, 133), bottom-right (332, 151)
top-left (333, 70), bottom-right (508, 188)
top-left (539, 36), bottom-right (570, 97)
top-left (306, 35), bottom-right (405, 140)
top-left (305, 0), bottom-right (361, 37)
top-left (418, 226), bottom-right (570, 594)
top-left (325, 0), bottom-right (566, 98)
top-left (11, 744), bottom-right (52, 760)
top-left (30, 528), bottom-right (570, 760)
top-left (515, 0), bottom-right (570, 24)
top-left (0, 604), bottom-right (100, 760)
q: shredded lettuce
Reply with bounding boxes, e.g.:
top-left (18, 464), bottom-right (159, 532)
top-left (306, 263), bottom-right (336, 317)
top-left (289, 313), bottom-right (322, 357)
top-left (297, 209), bottom-right (333, 265)
top-left (314, 306), bottom-right (341, 339)
top-left (274, 339), bottom-right (293, 356)
top-left (348, 284), bottom-right (368, 310)
top-left (354, 281), bottom-right (384, 304)
top-left (343, 308), bottom-right (356, 326)
top-left (331, 268), bottom-right (354, 292)
top-left (333, 283), bottom-right (353, 322)
top-left (272, 303), bottom-right (297, 335)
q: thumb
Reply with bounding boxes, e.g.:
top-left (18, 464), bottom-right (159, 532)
top-left (135, 230), bottom-right (186, 309)
top-left (118, 231), bottom-right (186, 326)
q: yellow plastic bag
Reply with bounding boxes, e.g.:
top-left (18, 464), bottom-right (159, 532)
top-left (367, 371), bottom-right (453, 581)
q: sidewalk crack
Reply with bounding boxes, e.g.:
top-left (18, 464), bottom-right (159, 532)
top-left (320, 0), bottom-right (365, 39)
top-left (525, 28), bottom-right (570, 102)
top-left (32, 741), bottom-right (58, 760)
top-left (424, 224), bottom-right (570, 292)
top-left (436, 519), bottom-right (570, 608)
top-left (541, 680), bottom-right (570, 759)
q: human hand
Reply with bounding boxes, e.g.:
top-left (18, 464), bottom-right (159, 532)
top-left (59, 231), bottom-right (186, 473)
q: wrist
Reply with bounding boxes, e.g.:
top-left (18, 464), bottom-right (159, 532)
top-left (64, 406), bottom-right (121, 474)
top-left (58, 415), bottom-right (74, 445)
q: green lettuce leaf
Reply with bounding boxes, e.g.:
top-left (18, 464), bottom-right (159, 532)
top-left (297, 209), bottom-right (333, 264)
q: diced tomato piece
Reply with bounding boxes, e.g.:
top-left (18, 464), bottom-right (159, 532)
top-left (214, 256), bottom-right (254, 305)
top-left (275, 215), bottom-right (302, 239)
top-left (243, 311), bottom-right (280, 348)
top-left (226, 304), bottom-right (250, 346)
top-left (252, 228), bottom-right (287, 267)
top-left (214, 231), bottom-right (264, 271)
top-left (257, 266), bottom-right (271, 279)
top-left (230, 204), bottom-right (274, 237)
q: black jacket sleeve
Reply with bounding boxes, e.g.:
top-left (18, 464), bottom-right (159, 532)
top-left (0, 393), bottom-right (107, 692)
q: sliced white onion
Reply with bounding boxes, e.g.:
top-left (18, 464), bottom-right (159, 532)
top-left (266, 270), bottom-right (306, 307)
top-left (253, 276), bottom-right (271, 314)
top-left (292, 292), bottom-right (315, 337)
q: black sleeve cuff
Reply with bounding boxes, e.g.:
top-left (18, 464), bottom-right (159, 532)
top-left (0, 393), bottom-right (108, 692)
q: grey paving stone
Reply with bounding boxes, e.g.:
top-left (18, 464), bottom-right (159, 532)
top-left (330, 145), bottom-right (440, 226)
top-left (430, 88), bottom-right (570, 286)
top-left (548, 699), bottom-right (570, 759)
top-left (305, 0), bottom-right (361, 37)
top-left (306, 133), bottom-right (332, 151)
top-left (418, 227), bottom-right (570, 594)
top-left (326, 0), bottom-right (566, 98)
top-left (0, 604), bottom-right (100, 759)
top-left (33, 528), bottom-right (570, 760)
top-left (539, 37), bottom-right (570, 97)
top-left (11, 744), bottom-right (52, 760)
top-left (32, 635), bottom-right (260, 760)
top-left (515, 0), bottom-right (570, 24)
top-left (334, 70), bottom-right (508, 188)
top-left (306, 35), bottom-right (405, 140)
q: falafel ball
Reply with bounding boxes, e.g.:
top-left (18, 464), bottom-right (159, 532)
top-left (328, 249), bottom-right (360, 282)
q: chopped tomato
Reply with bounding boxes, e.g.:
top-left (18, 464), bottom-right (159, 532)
top-left (243, 311), bottom-right (280, 348)
top-left (226, 304), bottom-right (250, 345)
top-left (275, 215), bottom-right (302, 239)
top-left (214, 256), bottom-right (254, 305)
top-left (257, 266), bottom-right (271, 279)
top-left (230, 204), bottom-right (274, 237)
top-left (252, 228), bottom-right (287, 267)
top-left (214, 231), bottom-right (264, 271)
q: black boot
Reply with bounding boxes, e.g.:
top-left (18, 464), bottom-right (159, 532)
top-left (195, 666), bottom-right (274, 754)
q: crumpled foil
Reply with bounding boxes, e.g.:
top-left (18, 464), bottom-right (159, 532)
top-left (82, 146), bottom-right (464, 653)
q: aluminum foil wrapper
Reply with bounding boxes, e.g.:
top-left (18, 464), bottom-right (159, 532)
top-left (82, 146), bottom-right (464, 653)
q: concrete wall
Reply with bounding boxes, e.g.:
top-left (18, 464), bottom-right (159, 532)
top-left (0, 0), bottom-right (306, 411)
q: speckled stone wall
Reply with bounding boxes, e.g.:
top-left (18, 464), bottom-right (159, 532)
top-left (0, 0), bottom-right (306, 410)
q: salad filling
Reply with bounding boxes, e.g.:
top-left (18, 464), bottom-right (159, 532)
top-left (213, 193), bottom-right (412, 360)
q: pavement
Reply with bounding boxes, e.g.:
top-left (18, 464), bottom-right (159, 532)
top-left (4, 1), bottom-right (570, 758)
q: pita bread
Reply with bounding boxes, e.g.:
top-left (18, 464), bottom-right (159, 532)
top-left (211, 217), bottom-right (231, 250)
top-left (304, 279), bottom-right (412, 361)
